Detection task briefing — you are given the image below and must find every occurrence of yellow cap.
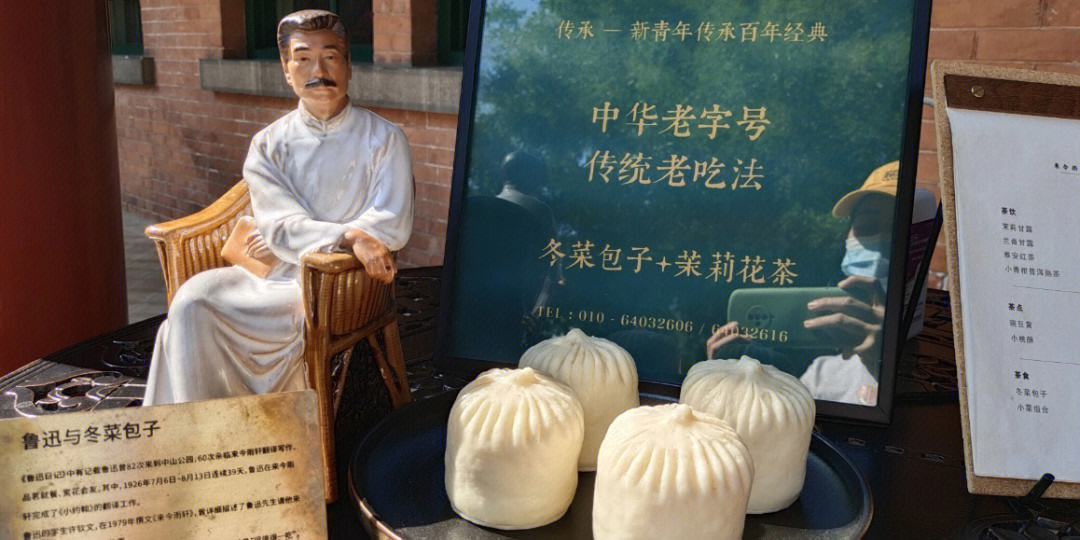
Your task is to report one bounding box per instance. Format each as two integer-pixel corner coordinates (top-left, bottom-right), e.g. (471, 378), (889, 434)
(831, 161), (899, 218)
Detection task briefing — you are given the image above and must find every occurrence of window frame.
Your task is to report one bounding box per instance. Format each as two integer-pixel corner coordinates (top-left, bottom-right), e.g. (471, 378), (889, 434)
(108, 0), (144, 56)
(437, 0), (468, 65)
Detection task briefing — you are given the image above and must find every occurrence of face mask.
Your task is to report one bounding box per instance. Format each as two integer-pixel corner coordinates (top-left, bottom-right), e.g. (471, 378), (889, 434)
(841, 234), (890, 290)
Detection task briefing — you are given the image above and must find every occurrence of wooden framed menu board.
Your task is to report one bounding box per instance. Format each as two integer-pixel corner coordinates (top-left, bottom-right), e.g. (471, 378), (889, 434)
(932, 61), (1080, 497)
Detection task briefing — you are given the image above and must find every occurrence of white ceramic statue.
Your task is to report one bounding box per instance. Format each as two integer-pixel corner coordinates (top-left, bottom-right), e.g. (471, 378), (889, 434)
(143, 9), (413, 405)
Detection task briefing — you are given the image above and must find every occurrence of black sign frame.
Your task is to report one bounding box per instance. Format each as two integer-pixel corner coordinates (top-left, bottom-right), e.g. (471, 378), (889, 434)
(435, 0), (933, 424)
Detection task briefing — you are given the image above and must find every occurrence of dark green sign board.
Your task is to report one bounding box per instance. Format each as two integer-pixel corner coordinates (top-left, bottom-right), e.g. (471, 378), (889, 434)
(437, 0), (931, 422)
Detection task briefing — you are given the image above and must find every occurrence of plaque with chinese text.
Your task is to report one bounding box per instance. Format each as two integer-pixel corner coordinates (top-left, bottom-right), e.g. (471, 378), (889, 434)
(0, 390), (328, 539)
(438, 0), (931, 422)
(934, 61), (1080, 498)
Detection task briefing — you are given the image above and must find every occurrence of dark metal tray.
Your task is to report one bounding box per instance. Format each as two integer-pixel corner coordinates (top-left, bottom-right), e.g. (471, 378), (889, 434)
(350, 390), (872, 539)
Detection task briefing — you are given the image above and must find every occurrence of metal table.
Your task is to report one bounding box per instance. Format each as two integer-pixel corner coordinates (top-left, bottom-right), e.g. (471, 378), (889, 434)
(2, 268), (1073, 539)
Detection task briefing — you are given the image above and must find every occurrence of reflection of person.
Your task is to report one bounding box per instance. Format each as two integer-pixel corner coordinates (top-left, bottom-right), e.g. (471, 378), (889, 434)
(144, 10), (413, 405)
(496, 150), (564, 305)
(496, 150), (554, 232)
(706, 162), (898, 406)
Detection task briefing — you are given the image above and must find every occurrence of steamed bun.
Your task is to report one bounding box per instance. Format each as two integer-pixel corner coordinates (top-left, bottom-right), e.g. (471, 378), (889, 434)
(593, 404), (753, 540)
(445, 367), (584, 529)
(680, 356), (815, 513)
(519, 328), (639, 470)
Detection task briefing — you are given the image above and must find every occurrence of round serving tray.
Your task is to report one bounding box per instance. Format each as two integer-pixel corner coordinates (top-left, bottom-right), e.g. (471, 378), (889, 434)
(349, 390), (871, 540)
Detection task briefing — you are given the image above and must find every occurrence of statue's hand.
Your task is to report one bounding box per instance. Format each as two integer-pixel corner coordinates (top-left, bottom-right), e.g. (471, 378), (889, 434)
(343, 228), (395, 284)
(245, 228), (271, 259)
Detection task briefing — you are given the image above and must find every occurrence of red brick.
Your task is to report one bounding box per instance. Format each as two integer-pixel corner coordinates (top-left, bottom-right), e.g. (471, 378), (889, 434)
(415, 181), (451, 203)
(172, 18), (220, 34)
(377, 13), (412, 34)
(365, 107), (405, 125)
(402, 109), (428, 127)
(433, 129), (457, 149)
(1041, 0), (1080, 26)
(390, 33), (412, 52)
(410, 145), (434, 165)
(918, 119), (937, 152)
(976, 29), (1080, 62)
(407, 232), (440, 252)
(396, 247), (424, 268)
(415, 199), (449, 221)
(406, 127), (450, 147)
(412, 217), (434, 234)
(429, 147), (456, 167)
(927, 30), (976, 61)
(154, 59), (198, 75)
(427, 114), (458, 130)
(400, 126), (421, 141)
(916, 152), (939, 186)
(931, 0), (1040, 28)
(432, 165), (453, 184)
(430, 220), (447, 238)
(404, 249), (430, 267)
(373, 32), (394, 52)
(375, 52), (411, 65)
(157, 73), (203, 89)
(412, 162), (441, 182)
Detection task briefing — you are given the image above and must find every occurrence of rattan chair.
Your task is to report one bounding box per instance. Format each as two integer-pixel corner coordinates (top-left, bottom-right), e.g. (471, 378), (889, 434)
(144, 179), (411, 503)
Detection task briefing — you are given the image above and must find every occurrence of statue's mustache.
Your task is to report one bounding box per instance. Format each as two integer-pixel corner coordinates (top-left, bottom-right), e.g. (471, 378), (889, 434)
(305, 77), (336, 88)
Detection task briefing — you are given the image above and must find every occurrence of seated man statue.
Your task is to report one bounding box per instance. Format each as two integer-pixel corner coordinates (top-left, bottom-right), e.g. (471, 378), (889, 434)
(143, 10), (413, 406)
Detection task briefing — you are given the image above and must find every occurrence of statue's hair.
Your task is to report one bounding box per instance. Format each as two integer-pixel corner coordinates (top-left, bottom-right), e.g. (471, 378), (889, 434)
(277, 10), (349, 60)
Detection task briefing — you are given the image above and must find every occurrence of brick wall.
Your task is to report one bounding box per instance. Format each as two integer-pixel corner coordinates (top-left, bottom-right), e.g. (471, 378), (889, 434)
(920, 0), (1080, 286)
(118, 0), (296, 219)
(118, 0), (1080, 273)
(116, 0), (455, 267)
(372, 0), (437, 66)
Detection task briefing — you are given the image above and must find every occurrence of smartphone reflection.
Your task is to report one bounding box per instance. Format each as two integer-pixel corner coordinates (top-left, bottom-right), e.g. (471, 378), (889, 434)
(707, 162), (898, 406)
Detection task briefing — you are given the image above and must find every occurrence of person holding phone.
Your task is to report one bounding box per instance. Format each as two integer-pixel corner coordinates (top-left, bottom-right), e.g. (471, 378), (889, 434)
(706, 162), (898, 406)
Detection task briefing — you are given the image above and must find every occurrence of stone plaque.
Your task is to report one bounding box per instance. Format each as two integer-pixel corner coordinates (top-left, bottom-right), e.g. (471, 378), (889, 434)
(0, 390), (327, 540)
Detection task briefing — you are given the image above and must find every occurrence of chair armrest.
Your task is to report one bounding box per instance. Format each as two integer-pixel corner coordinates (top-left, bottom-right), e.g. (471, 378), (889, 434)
(145, 181), (251, 303)
(145, 182), (250, 242)
(300, 251), (362, 273)
(301, 252), (394, 336)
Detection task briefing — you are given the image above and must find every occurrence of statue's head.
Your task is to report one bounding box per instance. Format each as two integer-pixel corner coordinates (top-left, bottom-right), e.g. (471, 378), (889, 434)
(277, 10), (351, 111)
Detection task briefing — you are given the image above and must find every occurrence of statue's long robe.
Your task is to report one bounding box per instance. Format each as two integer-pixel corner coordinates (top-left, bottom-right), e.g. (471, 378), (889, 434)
(144, 104), (413, 405)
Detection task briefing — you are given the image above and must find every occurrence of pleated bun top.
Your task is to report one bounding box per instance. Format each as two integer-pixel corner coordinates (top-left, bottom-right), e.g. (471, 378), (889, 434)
(445, 367), (584, 530)
(680, 356), (815, 513)
(519, 328), (639, 470)
(592, 404), (754, 540)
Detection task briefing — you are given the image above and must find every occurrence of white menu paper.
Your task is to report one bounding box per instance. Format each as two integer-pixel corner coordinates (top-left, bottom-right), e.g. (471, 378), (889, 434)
(949, 107), (1080, 482)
